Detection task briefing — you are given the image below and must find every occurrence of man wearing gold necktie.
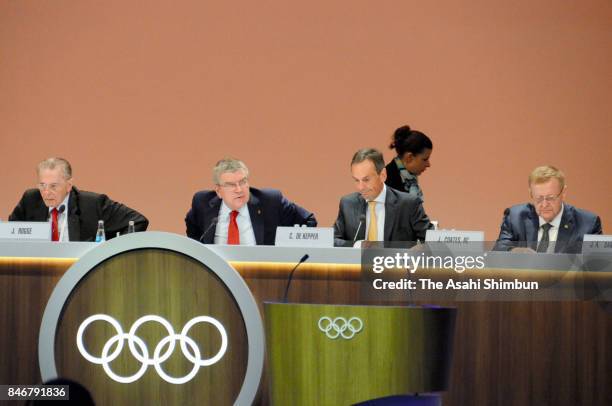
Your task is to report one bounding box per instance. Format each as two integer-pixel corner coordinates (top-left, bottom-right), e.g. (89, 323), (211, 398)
(333, 148), (433, 247)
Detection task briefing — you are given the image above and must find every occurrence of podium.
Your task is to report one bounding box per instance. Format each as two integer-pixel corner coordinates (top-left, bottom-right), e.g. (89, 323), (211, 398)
(264, 302), (456, 405)
(38, 232), (264, 406)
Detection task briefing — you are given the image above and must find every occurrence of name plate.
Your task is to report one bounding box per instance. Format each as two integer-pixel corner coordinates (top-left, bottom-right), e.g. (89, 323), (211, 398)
(582, 234), (612, 253)
(425, 229), (485, 253)
(0, 221), (51, 241)
(275, 227), (334, 248)
(425, 229), (485, 243)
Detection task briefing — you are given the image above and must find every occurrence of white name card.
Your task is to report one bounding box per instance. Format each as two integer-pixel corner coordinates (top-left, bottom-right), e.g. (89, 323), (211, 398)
(275, 226), (334, 248)
(582, 234), (612, 253)
(0, 221), (52, 241)
(425, 229), (485, 253)
(425, 229), (485, 243)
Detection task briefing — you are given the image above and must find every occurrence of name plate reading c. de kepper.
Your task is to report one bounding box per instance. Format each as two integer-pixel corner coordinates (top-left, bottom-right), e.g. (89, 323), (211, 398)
(275, 226), (334, 248)
(0, 222), (51, 241)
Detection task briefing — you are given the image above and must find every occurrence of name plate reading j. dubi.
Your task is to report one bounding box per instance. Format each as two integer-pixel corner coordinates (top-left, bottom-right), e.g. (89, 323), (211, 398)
(275, 226), (334, 248)
(582, 234), (612, 253)
(0, 221), (51, 241)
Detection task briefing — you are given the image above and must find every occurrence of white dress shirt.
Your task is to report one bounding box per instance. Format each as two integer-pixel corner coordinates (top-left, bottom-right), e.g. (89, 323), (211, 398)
(48, 194), (70, 242)
(214, 202), (257, 245)
(365, 184), (387, 241)
(537, 204), (564, 253)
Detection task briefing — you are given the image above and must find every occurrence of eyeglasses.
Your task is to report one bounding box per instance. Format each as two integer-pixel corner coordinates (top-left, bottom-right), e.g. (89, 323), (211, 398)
(218, 177), (248, 190)
(38, 183), (64, 192)
(532, 190), (563, 205)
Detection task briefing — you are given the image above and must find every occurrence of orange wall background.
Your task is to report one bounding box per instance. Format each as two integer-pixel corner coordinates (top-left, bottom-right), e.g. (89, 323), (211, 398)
(1, 1), (611, 240)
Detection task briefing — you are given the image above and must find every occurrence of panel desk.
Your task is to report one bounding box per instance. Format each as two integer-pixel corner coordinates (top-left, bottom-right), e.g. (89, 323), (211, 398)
(0, 241), (610, 405)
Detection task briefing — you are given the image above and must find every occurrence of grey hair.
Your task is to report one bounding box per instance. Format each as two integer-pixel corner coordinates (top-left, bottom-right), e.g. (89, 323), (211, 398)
(351, 148), (385, 174)
(212, 158), (249, 184)
(37, 157), (72, 180)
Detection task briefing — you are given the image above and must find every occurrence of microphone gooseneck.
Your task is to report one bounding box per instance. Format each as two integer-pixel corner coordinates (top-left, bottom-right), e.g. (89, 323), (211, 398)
(282, 254), (310, 303)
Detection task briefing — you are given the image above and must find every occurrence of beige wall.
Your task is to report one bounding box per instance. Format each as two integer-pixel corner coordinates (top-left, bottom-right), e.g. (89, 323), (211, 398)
(1, 1), (611, 239)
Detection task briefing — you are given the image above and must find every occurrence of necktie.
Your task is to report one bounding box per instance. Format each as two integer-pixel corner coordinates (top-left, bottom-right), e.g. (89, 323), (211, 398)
(51, 208), (59, 242)
(536, 223), (552, 253)
(227, 210), (240, 245)
(367, 201), (378, 241)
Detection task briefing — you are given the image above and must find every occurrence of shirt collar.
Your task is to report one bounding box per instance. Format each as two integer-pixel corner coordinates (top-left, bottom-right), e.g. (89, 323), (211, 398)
(539, 203), (564, 228)
(48, 193), (70, 214)
(370, 184), (387, 204)
(220, 201), (249, 217)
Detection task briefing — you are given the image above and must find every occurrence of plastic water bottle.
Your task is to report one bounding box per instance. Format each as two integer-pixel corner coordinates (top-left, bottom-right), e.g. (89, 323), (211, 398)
(95, 220), (106, 243)
(127, 220), (135, 234)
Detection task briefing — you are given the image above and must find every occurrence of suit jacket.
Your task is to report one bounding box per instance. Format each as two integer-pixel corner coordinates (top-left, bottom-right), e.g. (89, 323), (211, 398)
(333, 187), (432, 247)
(494, 203), (602, 253)
(385, 159), (404, 192)
(185, 187), (317, 245)
(9, 187), (149, 241)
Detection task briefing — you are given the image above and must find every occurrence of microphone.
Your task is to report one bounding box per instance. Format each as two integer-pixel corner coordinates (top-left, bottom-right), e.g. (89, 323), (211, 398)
(58, 204), (66, 214)
(353, 214), (366, 244)
(282, 254), (310, 303)
(199, 217), (218, 243)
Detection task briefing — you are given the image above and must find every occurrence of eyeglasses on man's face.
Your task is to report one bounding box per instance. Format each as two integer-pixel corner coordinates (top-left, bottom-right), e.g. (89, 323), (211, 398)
(38, 182), (65, 192)
(532, 189), (563, 205)
(218, 177), (248, 190)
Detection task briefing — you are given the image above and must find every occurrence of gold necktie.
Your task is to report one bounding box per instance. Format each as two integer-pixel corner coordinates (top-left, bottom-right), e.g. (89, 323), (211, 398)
(367, 201), (377, 241)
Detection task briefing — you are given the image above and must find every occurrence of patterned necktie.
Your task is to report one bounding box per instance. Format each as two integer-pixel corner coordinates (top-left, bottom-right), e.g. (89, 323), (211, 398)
(227, 210), (240, 245)
(536, 223), (552, 253)
(367, 201), (378, 241)
(51, 208), (59, 242)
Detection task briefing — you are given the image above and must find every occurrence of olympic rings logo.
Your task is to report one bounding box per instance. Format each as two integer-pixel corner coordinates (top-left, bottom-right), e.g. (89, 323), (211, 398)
(317, 316), (363, 340)
(76, 314), (228, 385)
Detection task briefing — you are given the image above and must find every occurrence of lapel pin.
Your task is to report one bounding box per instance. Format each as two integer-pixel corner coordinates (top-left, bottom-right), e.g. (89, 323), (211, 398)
(564, 224), (568, 229)
(257, 209), (261, 215)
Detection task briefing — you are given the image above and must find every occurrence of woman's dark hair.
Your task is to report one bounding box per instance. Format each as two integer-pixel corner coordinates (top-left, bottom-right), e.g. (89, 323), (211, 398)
(389, 125), (433, 157)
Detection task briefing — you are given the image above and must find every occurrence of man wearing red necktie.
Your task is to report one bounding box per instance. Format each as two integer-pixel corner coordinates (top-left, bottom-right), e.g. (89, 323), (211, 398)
(186, 158), (318, 245)
(9, 157), (149, 241)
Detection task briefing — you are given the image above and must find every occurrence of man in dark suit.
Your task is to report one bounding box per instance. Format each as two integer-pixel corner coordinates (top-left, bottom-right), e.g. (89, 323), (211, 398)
(9, 157), (149, 241)
(185, 158), (317, 245)
(494, 165), (602, 254)
(334, 148), (432, 247)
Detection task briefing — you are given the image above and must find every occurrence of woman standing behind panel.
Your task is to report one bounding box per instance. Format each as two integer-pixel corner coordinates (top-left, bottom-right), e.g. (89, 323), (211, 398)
(385, 125), (433, 201)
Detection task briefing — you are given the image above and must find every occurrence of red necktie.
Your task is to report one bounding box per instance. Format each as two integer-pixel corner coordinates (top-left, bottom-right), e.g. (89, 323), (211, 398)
(227, 210), (240, 245)
(51, 208), (59, 242)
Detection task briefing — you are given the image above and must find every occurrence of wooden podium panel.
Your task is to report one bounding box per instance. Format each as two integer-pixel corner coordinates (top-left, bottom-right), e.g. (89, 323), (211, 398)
(53, 249), (248, 405)
(265, 303), (456, 405)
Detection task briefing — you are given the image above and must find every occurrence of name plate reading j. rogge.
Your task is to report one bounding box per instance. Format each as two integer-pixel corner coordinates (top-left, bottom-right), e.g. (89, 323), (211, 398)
(0, 222), (51, 241)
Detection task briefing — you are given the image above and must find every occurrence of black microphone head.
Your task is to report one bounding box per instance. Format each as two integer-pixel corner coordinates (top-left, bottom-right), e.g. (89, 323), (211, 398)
(300, 254), (309, 263)
(211, 216), (218, 224)
(359, 214), (366, 223)
(58, 204), (66, 214)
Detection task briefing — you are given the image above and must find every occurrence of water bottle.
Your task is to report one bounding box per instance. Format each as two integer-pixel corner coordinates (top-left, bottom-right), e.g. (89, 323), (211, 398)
(127, 220), (135, 234)
(95, 220), (106, 243)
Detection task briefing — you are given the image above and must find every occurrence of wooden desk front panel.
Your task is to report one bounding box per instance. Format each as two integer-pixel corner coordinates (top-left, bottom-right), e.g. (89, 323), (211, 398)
(0, 259), (610, 406)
